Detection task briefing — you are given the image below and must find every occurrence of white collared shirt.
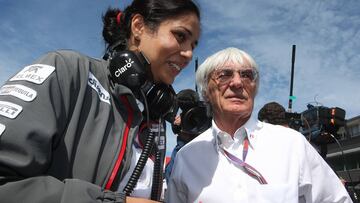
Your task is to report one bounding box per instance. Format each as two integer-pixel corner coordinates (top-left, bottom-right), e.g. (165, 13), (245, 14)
(117, 145), (154, 199)
(166, 115), (352, 203)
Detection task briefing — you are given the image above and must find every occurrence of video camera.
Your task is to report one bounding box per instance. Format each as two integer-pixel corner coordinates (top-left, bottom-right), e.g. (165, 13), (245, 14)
(286, 104), (346, 145)
(171, 89), (211, 137)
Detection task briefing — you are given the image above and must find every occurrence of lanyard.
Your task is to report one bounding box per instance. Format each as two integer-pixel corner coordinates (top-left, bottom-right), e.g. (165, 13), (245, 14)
(220, 136), (268, 184)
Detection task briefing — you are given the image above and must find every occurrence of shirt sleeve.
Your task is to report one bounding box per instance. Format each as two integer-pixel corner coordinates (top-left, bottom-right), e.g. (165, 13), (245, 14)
(298, 136), (352, 203)
(0, 51), (125, 203)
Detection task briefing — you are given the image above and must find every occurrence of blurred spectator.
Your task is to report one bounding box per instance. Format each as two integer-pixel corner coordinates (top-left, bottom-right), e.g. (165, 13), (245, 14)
(258, 101), (289, 127)
(164, 89), (210, 183)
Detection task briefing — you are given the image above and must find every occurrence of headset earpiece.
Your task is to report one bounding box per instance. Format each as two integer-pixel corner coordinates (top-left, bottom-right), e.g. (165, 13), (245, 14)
(108, 50), (150, 89)
(107, 48), (177, 120)
(145, 84), (177, 120)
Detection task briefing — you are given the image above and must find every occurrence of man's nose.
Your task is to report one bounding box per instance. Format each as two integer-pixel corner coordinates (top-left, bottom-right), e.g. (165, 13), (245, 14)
(229, 71), (244, 87)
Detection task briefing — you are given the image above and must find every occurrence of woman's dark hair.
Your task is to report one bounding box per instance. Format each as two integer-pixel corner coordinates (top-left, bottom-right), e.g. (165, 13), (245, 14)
(102, 0), (200, 52)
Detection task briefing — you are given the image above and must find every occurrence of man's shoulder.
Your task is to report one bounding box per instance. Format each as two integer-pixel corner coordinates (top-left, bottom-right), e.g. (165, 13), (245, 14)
(261, 122), (298, 133)
(259, 122), (305, 141)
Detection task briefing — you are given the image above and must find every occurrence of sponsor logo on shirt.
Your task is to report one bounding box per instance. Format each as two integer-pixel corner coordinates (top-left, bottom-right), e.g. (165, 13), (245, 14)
(0, 84), (37, 102)
(88, 72), (110, 104)
(10, 64), (55, 84)
(0, 123), (5, 137)
(0, 101), (23, 119)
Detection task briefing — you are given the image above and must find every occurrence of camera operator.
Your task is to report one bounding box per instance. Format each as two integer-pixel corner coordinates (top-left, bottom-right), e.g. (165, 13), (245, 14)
(164, 89), (211, 184)
(258, 101), (289, 127)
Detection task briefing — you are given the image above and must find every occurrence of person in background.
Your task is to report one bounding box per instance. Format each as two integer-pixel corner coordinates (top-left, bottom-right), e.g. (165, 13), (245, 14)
(166, 47), (352, 202)
(0, 0), (201, 202)
(164, 89), (211, 184)
(258, 101), (289, 127)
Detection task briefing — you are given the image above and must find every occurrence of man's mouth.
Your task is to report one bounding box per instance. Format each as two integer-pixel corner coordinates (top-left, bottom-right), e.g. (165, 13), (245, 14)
(227, 95), (247, 100)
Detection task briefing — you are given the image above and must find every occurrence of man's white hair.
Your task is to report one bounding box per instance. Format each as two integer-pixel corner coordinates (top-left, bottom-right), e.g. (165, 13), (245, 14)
(195, 47), (260, 102)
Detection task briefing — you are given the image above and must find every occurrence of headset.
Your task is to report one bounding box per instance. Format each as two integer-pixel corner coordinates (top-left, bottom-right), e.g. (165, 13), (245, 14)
(104, 46), (177, 198)
(106, 47), (177, 120)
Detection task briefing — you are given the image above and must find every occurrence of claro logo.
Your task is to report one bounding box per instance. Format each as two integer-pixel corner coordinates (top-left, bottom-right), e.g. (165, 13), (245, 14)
(114, 58), (134, 77)
(88, 72), (111, 104)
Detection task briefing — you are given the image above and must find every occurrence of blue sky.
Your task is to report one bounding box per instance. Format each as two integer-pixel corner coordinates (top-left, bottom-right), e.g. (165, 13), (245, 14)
(1, 0), (359, 155)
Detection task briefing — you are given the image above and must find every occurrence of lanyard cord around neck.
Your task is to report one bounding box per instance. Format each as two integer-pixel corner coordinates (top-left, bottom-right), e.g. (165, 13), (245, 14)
(220, 135), (268, 184)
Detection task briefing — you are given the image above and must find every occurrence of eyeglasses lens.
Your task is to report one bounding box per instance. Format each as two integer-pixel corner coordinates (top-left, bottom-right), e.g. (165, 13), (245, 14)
(213, 68), (257, 85)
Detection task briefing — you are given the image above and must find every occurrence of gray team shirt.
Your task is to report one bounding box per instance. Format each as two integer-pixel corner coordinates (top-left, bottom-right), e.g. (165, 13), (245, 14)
(0, 50), (143, 202)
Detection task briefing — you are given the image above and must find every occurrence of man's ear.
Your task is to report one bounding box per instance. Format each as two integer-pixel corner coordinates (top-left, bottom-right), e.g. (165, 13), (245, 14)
(203, 91), (210, 102)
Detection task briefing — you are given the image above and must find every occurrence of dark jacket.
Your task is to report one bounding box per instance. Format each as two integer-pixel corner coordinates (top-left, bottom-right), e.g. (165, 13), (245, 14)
(0, 50), (144, 202)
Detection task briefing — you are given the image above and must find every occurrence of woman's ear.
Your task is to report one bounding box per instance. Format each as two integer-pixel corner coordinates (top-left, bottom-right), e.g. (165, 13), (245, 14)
(131, 14), (145, 42)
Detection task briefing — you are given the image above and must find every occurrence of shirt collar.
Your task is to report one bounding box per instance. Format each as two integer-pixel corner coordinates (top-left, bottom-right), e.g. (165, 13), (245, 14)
(213, 114), (263, 150)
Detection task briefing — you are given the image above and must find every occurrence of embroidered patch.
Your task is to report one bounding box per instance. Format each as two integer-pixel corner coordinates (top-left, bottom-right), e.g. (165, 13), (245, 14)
(10, 64), (55, 84)
(0, 84), (37, 102)
(0, 123), (5, 136)
(0, 101), (23, 119)
(88, 72), (110, 104)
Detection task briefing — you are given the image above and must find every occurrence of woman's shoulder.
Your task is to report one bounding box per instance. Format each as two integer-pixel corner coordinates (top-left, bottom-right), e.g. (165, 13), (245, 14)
(36, 49), (107, 75)
(28, 49), (109, 91)
(42, 49), (102, 63)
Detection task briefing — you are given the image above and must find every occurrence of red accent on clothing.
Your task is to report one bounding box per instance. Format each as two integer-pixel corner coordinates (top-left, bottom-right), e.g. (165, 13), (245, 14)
(105, 95), (133, 190)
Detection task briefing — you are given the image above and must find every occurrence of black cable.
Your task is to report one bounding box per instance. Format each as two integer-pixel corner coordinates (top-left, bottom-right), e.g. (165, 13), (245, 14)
(329, 133), (359, 202)
(151, 150), (161, 200)
(150, 120), (166, 201)
(123, 90), (155, 196)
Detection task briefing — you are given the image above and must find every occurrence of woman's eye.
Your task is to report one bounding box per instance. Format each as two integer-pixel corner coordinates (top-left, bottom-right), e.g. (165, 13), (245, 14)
(174, 31), (186, 42)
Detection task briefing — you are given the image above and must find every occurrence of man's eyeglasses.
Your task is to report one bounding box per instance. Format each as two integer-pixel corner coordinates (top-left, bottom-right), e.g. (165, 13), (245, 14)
(211, 67), (258, 85)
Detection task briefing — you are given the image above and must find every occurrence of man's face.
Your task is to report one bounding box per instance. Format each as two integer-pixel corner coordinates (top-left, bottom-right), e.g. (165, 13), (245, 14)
(206, 60), (257, 121)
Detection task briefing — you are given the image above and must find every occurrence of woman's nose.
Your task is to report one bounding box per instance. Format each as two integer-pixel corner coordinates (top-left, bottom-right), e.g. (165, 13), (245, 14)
(180, 49), (193, 61)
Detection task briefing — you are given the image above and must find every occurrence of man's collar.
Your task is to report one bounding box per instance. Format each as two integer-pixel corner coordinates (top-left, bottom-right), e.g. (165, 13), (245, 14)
(213, 114), (263, 150)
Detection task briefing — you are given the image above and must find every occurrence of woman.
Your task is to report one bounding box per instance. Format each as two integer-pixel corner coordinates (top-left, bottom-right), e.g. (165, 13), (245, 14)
(0, 0), (200, 202)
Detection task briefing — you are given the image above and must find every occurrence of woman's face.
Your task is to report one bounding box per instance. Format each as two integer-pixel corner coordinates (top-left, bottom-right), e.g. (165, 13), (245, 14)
(134, 13), (200, 84)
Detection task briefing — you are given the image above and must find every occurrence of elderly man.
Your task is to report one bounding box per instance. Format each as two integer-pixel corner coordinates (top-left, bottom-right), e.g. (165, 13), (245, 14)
(166, 47), (351, 202)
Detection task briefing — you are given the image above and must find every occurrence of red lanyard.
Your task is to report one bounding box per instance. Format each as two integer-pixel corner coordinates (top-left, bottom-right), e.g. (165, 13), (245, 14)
(220, 136), (267, 184)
